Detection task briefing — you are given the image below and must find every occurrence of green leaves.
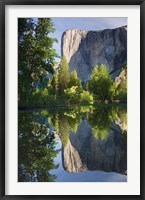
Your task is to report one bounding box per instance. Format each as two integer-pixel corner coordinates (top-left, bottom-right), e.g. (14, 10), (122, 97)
(58, 56), (69, 95)
(88, 64), (112, 100)
(18, 17), (127, 108)
(18, 111), (59, 182)
(88, 64), (127, 102)
(18, 18), (58, 107)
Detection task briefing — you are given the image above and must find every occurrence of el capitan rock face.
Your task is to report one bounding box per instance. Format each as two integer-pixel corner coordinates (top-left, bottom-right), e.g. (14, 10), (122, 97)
(61, 26), (127, 81)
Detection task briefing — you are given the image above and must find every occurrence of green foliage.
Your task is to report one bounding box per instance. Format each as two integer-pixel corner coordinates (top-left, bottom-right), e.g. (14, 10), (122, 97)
(18, 111), (59, 182)
(68, 70), (83, 92)
(18, 104), (127, 182)
(59, 117), (70, 147)
(46, 106), (92, 146)
(19, 19), (127, 108)
(31, 88), (49, 106)
(48, 110), (70, 147)
(110, 81), (119, 100)
(64, 108), (82, 133)
(80, 91), (93, 104)
(111, 66), (127, 102)
(18, 18), (58, 107)
(87, 64), (127, 102)
(64, 86), (80, 102)
(87, 104), (127, 140)
(87, 104), (112, 140)
(30, 86), (58, 107)
(92, 127), (109, 140)
(117, 68), (127, 102)
(51, 70), (59, 95)
(58, 56), (69, 95)
(44, 104), (127, 144)
(114, 106), (127, 133)
(88, 64), (112, 100)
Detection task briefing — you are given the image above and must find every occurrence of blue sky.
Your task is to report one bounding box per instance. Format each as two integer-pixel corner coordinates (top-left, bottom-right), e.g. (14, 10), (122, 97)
(50, 17), (127, 61)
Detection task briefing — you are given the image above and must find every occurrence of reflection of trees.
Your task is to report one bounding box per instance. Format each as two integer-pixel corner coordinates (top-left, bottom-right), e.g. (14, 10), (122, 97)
(87, 104), (112, 140)
(18, 105), (127, 181)
(87, 104), (127, 140)
(47, 106), (92, 146)
(114, 107), (127, 133)
(48, 111), (70, 147)
(64, 108), (82, 133)
(45, 104), (127, 145)
(18, 112), (59, 182)
(28, 104), (126, 153)
(114, 106), (127, 143)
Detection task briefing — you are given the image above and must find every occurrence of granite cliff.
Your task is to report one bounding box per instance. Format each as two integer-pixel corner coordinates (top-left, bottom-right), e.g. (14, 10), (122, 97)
(61, 26), (127, 81)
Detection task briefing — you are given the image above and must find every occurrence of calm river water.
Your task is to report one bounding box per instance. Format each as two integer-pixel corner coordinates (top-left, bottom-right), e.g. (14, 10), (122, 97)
(18, 104), (127, 182)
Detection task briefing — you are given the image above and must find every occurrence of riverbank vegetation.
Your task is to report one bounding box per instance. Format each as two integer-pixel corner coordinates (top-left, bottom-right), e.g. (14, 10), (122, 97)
(18, 18), (127, 109)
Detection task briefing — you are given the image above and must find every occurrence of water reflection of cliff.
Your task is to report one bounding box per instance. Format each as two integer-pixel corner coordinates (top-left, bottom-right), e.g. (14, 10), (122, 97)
(50, 103), (127, 175)
(18, 103), (127, 182)
(47, 104), (127, 174)
(62, 120), (127, 174)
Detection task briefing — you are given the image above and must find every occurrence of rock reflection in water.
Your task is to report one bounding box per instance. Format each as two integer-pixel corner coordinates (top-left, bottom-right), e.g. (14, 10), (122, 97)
(62, 119), (127, 175)
(18, 104), (127, 182)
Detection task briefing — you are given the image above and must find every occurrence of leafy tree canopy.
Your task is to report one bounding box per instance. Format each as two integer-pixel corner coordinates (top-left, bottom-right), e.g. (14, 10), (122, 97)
(18, 18), (58, 106)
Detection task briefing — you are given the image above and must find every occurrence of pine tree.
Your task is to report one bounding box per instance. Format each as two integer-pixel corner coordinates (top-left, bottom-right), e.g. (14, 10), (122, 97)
(18, 18), (58, 107)
(58, 56), (69, 95)
(51, 70), (59, 95)
(68, 70), (83, 92)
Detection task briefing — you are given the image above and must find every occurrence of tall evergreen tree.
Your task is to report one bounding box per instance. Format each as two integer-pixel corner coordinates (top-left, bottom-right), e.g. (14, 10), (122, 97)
(68, 70), (83, 92)
(58, 56), (69, 95)
(51, 70), (59, 95)
(18, 18), (58, 106)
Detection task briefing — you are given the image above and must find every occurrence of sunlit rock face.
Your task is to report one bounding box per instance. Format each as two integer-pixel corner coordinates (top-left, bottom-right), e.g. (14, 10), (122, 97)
(61, 26), (127, 81)
(62, 140), (87, 173)
(62, 120), (127, 174)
